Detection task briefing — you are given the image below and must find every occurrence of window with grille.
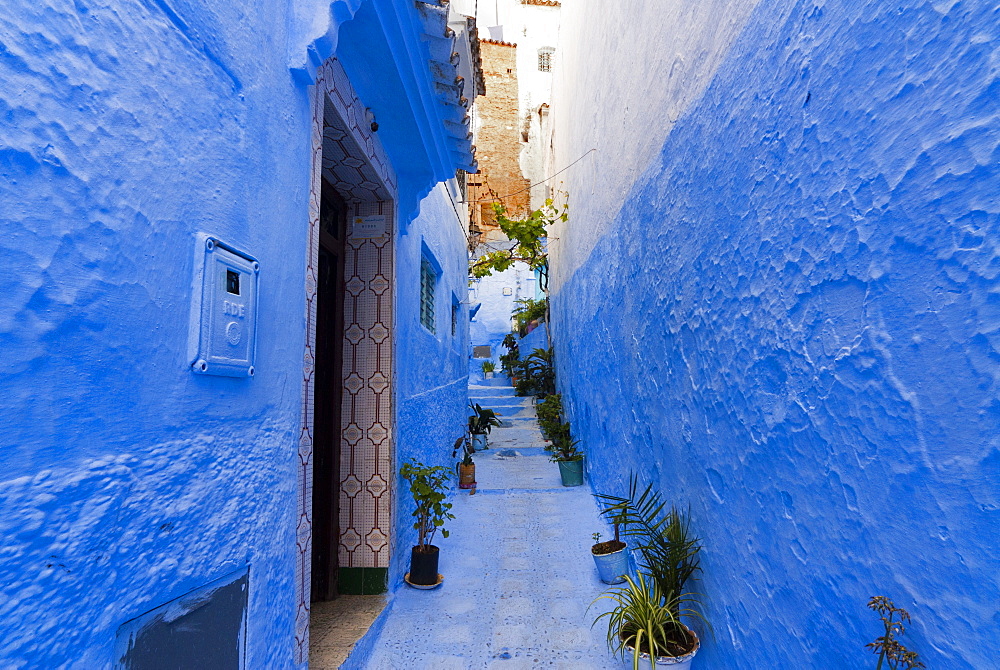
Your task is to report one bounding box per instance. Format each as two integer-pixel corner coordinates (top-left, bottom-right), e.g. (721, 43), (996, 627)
(451, 296), (459, 337)
(420, 257), (436, 333)
(538, 47), (555, 72)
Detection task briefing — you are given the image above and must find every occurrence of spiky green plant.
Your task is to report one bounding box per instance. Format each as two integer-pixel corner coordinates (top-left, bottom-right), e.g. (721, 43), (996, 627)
(592, 573), (702, 668)
(595, 475), (703, 620)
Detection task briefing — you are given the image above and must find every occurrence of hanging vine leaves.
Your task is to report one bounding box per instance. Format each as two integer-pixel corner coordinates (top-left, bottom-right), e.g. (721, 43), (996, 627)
(470, 198), (568, 279)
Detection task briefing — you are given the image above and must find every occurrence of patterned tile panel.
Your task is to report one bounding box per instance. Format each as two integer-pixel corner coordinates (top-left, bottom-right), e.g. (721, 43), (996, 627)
(296, 57), (397, 663)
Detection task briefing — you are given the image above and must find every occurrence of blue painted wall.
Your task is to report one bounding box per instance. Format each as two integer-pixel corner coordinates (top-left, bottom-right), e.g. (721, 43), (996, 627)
(393, 181), (470, 586)
(551, 1), (1000, 668)
(0, 0), (471, 665)
(468, 260), (537, 382)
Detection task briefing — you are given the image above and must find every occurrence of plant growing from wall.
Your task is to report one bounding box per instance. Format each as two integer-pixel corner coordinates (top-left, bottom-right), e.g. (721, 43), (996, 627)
(470, 199), (567, 280)
(400, 460), (454, 552)
(866, 597), (925, 670)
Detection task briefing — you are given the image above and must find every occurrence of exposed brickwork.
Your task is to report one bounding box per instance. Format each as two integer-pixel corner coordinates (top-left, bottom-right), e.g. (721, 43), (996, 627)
(468, 41), (531, 235)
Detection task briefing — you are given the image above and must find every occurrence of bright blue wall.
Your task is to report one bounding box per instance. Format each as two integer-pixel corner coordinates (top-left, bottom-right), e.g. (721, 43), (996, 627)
(0, 0), (470, 666)
(552, 1), (999, 668)
(0, 1), (310, 665)
(393, 182), (470, 586)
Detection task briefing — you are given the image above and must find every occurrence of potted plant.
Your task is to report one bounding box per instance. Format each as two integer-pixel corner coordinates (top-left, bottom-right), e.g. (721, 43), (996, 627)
(468, 403), (502, 451)
(452, 436), (476, 490)
(591, 512), (629, 584)
(535, 393), (562, 440)
(593, 573), (702, 669)
(594, 476), (708, 667)
(547, 422), (584, 486)
(482, 360), (496, 379)
(400, 459), (455, 588)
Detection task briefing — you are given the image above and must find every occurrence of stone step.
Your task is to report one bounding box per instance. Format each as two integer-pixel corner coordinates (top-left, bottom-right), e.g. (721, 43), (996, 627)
(469, 398), (533, 409)
(468, 384), (516, 395)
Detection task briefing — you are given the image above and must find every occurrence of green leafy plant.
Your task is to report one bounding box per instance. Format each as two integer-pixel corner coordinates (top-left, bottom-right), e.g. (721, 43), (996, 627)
(470, 199), (567, 279)
(593, 532), (603, 544)
(595, 476), (704, 625)
(468, 403), (502, 435)
(400, 459), (455, 552)
(592, 573), (702, 668)
(536, 393), (563, 440)
(481, 360), (496, 374)
(546, 421), (582, 462)
(451, 436), (473, 467)
(523, 348), (556, 396)
(512, 298), (548, 336)
(499, 349), (519, 377)
(867, 596), (924, 670)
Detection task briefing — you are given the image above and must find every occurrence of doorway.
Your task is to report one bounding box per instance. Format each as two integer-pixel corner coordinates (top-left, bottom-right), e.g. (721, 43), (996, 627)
(310, 179), (348, 602)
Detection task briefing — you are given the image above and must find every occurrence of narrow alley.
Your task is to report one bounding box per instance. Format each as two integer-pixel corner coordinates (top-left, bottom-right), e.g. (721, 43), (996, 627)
(356, 383), (614, 669)
(3, 0), (997, 667)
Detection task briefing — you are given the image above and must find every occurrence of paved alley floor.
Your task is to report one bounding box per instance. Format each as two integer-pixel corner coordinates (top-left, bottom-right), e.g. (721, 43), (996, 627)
(357, 384), (619, 669)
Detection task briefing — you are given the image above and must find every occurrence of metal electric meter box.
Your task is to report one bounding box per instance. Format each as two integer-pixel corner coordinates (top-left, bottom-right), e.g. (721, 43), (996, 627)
(190, 235), (259, 377)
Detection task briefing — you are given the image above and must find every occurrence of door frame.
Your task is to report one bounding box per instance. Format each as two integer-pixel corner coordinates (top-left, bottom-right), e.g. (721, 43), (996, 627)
(296, 57), (399, 662)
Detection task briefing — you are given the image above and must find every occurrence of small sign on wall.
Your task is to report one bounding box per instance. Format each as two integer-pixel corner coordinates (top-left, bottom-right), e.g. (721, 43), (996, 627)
(502, 287), (512, 296)
(352, 215), (387, 238)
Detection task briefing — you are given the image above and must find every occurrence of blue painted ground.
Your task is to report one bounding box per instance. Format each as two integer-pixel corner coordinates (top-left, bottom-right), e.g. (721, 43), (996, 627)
(356, 384), (620, 669)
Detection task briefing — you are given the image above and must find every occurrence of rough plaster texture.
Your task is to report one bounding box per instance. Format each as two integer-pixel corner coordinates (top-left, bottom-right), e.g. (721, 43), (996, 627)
(0, 1), (308, 664)
(550, 0), (1000, 668)
(394, 182), (471, 587)
(549, 0), (762, 286)
(0, 1), (471, 666)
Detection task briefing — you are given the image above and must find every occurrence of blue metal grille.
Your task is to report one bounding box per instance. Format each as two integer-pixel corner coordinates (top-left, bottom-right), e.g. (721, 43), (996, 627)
(420, 258), (436, 332)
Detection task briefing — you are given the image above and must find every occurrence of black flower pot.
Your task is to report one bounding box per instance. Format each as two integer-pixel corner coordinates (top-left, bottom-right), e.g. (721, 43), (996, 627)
(409, 545), (440, 585)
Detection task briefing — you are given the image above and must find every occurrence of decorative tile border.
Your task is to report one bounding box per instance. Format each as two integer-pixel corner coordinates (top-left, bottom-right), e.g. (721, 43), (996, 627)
(297, 57), (396, 663)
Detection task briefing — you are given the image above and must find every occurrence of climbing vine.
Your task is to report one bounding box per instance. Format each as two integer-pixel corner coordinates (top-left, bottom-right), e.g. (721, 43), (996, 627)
(470, 198), (567, 279)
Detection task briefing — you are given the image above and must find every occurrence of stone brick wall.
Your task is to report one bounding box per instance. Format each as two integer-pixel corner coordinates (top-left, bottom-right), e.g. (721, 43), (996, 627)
(468, 40), (531, 234)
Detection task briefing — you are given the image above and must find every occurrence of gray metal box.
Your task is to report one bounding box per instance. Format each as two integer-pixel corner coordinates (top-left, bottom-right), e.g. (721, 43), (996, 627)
(191, 235), (258, 377)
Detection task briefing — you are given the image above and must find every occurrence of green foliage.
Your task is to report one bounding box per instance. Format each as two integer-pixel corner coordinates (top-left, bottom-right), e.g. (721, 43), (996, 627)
(512, 298), (548, 336)
(499, 350), (520, 376)
(546, 421), (582, 462)
(451, 436), (473, 467)
(400, 459), (455, 550)
(481, 360), (496, 374)
(468, 403), (503, 435)
(592, 573), (702, 666)
(470, 199), (567, 279)
(595, 476), (704, 623)
(524, 348), (556, 396)
(536, 394), (563, 440)
(867, 597), (924, 670)
(512, 348), (555, 397)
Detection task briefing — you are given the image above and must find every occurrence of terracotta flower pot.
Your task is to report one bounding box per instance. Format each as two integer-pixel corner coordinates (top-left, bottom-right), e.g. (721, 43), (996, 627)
(458, 463), (476, 489)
